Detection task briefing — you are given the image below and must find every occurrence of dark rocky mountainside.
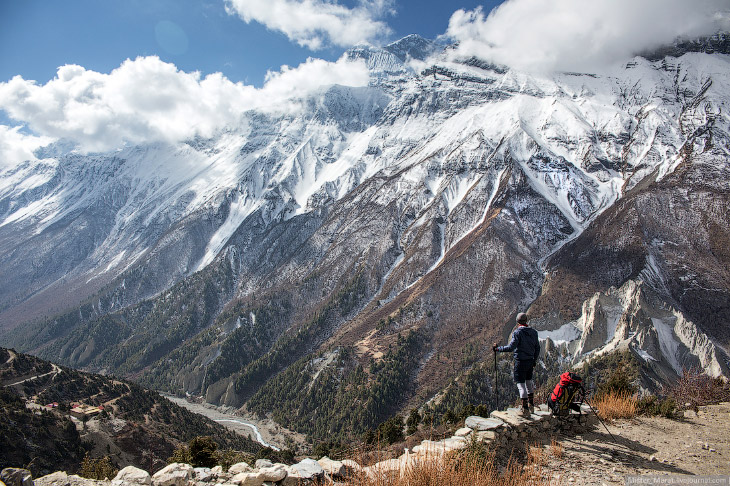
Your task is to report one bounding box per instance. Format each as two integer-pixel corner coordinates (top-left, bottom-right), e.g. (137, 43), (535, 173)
(0, 348), (260, 476)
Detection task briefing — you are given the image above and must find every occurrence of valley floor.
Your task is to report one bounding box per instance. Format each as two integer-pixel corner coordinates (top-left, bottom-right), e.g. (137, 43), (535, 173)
(542, 402), (730, 484)
(162, 395), (305, 451)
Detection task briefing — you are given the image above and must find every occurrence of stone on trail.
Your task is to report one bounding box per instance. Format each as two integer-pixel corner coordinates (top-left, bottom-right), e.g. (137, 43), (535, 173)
(490, 410), (530, 428)
(465, 416), (505, 431)
(454, 427), (473, 437)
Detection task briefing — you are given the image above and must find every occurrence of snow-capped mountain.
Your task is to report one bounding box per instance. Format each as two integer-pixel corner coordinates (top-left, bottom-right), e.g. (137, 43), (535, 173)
(1, 34), (728, 421)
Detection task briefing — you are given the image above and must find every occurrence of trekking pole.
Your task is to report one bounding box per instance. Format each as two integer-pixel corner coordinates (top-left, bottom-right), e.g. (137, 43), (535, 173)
(493, 349), (499, 412)
(583, 396), (617, 442)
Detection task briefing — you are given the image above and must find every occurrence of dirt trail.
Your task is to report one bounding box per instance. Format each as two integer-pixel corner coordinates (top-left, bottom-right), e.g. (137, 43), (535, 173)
(542, 402), (730, 484)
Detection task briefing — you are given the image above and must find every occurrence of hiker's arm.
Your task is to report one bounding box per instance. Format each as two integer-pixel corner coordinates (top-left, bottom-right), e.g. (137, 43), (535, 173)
(496, 332), (519, 353)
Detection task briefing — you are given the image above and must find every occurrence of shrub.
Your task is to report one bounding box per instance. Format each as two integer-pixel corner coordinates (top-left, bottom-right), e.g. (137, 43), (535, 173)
(189, 436), (218, 468)
(593, 391), (637, 421)
(79, 454), (118, 480)
(406, 408), (421, 435)
(663, 369), (730, 410)
(636, 395), (677, 418)
(595, 367), (637, 398)
(376, 415), (404, 445)
(214, 449), (251, 471)
(168, 444), (192, 465)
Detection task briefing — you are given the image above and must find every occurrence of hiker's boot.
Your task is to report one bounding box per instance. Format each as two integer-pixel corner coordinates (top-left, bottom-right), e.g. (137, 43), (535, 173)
(521, 398), (531, 418)
(528, 393), (535, 414)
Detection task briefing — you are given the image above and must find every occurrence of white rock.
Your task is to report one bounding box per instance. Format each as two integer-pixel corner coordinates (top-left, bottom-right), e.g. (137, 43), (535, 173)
(225, 464), (251, 476)
(257, 466), (286, 483)
(32, 472), (67, 486)
(317, 457), (345, 478)
(113, 466), (152, 486)
(230, 472), (262, 486)
(209, 468), (223, 479)
(152, 463), (193, 486)
(442, 437), (468, 451)
(252, 460), (272, 471)
(281, 459), (324, 485)
(454, 427), (473, 437)
(465, 416), (504, 431)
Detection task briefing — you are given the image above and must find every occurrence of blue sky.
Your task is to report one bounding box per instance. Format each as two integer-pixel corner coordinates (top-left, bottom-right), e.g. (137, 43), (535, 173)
(0, 0), (500, 86)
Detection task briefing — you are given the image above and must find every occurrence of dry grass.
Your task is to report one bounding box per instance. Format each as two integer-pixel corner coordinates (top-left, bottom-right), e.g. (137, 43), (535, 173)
(593, 391), (637, 421)
(336, 440), (554, 486)
(549, 438), (563, 459)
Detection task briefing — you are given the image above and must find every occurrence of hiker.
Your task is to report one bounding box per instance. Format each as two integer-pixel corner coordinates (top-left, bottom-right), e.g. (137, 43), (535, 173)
(493, 312), (540, 417)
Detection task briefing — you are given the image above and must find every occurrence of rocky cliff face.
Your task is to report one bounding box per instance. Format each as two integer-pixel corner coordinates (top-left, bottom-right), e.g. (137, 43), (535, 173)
(1, 35), (728, 439)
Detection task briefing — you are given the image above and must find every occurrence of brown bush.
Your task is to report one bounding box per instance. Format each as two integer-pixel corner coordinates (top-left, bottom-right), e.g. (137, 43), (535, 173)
(593, 391), (637, 421)
(662, 369), (730, 411)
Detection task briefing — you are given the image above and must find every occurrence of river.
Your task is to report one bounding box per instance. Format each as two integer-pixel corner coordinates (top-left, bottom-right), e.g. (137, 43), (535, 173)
(162, 395), (281, 451)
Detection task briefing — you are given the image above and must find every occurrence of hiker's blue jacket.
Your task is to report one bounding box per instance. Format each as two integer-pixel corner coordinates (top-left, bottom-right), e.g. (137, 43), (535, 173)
(497, 325), (540, 361)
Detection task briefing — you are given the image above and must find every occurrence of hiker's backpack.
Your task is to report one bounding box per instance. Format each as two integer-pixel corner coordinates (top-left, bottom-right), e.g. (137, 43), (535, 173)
(548, 372), (585, 416)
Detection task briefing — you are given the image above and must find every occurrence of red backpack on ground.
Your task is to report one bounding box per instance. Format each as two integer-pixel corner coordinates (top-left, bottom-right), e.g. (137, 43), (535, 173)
(548, 372), (585, 416)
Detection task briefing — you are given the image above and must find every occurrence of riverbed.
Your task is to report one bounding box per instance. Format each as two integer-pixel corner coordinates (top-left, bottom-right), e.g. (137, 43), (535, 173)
(162, 395), (301, 450)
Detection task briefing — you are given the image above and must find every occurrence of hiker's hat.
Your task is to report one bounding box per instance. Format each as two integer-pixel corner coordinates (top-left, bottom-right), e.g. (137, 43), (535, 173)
(516, 312), (528, 324)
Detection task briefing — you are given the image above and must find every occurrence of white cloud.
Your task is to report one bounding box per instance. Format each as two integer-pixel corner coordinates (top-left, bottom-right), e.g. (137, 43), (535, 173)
(0, 55), (369, 158)
(225, 0), (393, 49)
(0, 125), (54, 168)
(446, 0), (730, 73)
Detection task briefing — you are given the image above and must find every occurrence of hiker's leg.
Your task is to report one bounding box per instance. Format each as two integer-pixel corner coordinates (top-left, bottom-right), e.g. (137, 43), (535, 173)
(525, 360), (535, 412)
(514, 360), (531, 417)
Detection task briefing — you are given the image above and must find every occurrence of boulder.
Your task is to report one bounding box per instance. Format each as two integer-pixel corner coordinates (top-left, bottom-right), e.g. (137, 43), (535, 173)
(281, 459), (324, 485)
(257, 466), (286, 483)
(192, 469), (212, 483)
(226, 464), (252, 476)
(208, 467), (223, 478)
(33, 472), (102, 486)
(317, 457), (345, 478)
(152, 463), (193, 486)
(230, 472), (262, 486)
(252, 461), (271, 470)
(1, 469), (34, 486)
(465, 416), (504, 431)
(113, 466), (152, 486)
(31, 472), (68, 486)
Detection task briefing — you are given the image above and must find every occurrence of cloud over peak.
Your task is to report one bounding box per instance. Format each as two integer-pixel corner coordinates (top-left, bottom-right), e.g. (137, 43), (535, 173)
(225, 0), (393, 50)
(0, 55), (369, 162)
(446, 0), (730, 73)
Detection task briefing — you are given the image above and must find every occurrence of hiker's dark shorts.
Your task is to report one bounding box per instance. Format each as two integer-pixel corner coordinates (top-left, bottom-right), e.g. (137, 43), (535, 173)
(513, 359), (535, 383)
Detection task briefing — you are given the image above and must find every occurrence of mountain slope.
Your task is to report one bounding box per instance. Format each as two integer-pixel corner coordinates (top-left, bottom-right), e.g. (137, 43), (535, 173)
(1, 36), (729, 443)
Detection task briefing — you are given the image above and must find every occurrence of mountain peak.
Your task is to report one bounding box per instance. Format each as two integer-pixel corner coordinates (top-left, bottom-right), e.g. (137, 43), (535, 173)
(384, 34), (440, 62)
